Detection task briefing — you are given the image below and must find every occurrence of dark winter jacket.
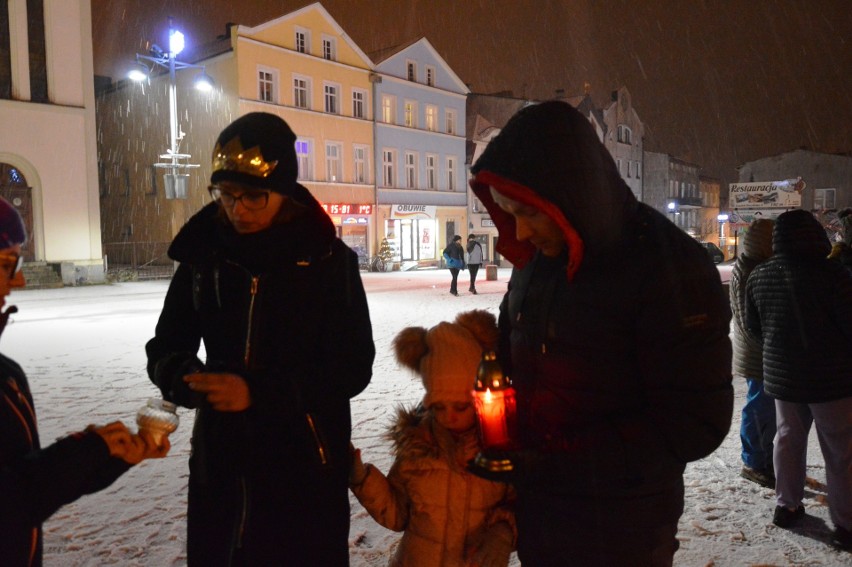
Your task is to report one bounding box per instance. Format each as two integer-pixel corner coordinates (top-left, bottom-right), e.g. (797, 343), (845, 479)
(730, 219), (774, 380)
(745, 209), (852, 403)
(146, 184), (374, 566)
(351, 406), (515, 567)
(0, 353), (131, 567)
(443, 241), (465, 269)
(469, 101), (733, 534)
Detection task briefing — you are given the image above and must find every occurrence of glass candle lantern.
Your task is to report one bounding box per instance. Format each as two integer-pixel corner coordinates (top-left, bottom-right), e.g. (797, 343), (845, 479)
(472, 351), (518, 472)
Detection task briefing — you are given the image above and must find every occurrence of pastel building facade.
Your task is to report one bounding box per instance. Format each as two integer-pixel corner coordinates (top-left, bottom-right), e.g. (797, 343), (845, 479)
(1, 0), (104, 285)
(370, 37), (469, 267)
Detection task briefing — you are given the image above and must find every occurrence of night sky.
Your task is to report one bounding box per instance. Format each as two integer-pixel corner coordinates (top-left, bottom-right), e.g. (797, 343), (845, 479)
(92, 0), (851, 192)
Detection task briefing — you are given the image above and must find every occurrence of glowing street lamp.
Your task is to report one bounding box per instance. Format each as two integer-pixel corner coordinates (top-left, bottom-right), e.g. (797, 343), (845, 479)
(127, 18), (214, 199)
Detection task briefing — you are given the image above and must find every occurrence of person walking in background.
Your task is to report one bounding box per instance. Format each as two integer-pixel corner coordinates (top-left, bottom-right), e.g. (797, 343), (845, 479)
(442, 235), (465, 296)
(0, 197), (169, 566)
(745, 209), (852, 551)
(828, 207), (852, 274)
(466, 234), (484, 294)
(467, 100), (733, 566)
(145, 112), (375, 566)
(350, 310), (515, 566)
(730, 218), (777, 488)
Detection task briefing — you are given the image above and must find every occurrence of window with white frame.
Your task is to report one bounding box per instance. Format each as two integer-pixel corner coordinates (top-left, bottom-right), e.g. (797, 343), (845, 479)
(405, 152), (417, 188)
(295, 28), (309, 54)
(424, 105), (438, 132)
(258, 68), (276, 103)
(425, 65), (435, 86)
(353, 145), (369, 184)
(352, 89), (367, 119)
(626, 161), (631, 178)
(617, 124), (632, 144)
(445, 109), (457, 135)
(404, 101), (417, 128)
(616, 159), (622, 176)
(293, 75), (310, 109)
(636, 162), (641, 178)
(446, 156), (457, 190)
(814, 188), (836, 209)
(326, 142), (342, 182)
(381, 95), (396, 124)
(382, 149), (396, 187)
(426, 154), (437, 189)
(324, 83), (340, 114)
(406, 60), (416, 81)
(322, 36), (337, 61)
(295, 139), (313, 181)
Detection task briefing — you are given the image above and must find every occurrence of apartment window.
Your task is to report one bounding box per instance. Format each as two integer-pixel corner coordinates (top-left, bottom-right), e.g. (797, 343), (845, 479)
(381, 95), (396, 124)
(406, 60), (416, 81)
(293, 75), (310, 109)
(353, 145), (369, 184)
(426, 154), (437, 189)
(617, 124), (632, 144)
(616, 159), (622, 175)
(258, 68), (276, 103)
(445, 109), (457, 135)
(322, 36), (337, 61)
(295, 139), (313, 181)
(382, 150), (396, 187)
(636, 162), (641, 179)
(626, 161), (631, 178)
(425, 105), (438, 132)
(324, 83), (340, 114)
(814, 188), (836, 209)
(326, 142), (342, 182)
(425, 65), (435, 86)
(404, 101), (417, 128)
(405, 152), (417, 188)
(295, 28), (309, 54)
(352, 89), (367, 119)
(446, 156), (457, 190)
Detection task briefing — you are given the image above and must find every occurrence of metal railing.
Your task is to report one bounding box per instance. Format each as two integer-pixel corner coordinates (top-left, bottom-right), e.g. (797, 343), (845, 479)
(103, 241), (174, 280)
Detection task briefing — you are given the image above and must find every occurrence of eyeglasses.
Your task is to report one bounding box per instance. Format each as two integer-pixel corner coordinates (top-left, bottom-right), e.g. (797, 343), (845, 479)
(209, 186), (271, 211)
(0, 253), (23, 279)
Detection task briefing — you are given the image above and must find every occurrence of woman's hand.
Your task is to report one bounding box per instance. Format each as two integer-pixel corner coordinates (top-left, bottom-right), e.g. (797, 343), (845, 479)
(184, 372), (251, 412)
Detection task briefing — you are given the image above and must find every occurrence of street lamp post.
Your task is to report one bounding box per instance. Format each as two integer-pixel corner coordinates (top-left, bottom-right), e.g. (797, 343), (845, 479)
(128, 18), (214, 199)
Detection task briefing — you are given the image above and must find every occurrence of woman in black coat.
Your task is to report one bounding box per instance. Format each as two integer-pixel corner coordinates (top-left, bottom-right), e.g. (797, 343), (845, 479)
(146, 113), (375, 566)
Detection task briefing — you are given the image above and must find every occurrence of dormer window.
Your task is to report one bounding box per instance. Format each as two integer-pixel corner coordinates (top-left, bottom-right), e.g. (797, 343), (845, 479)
(617, 124), (632, 144)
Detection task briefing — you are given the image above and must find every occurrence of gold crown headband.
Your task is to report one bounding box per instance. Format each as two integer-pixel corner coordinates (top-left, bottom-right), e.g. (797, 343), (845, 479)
(212, 136), (279, 178)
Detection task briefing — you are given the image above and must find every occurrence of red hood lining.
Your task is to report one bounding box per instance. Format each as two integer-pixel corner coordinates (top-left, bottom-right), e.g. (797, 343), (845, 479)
(470, 170), (584, 282)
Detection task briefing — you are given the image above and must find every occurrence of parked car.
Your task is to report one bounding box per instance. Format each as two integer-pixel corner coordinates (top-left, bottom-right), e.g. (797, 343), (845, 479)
(701, 242), (725, 263)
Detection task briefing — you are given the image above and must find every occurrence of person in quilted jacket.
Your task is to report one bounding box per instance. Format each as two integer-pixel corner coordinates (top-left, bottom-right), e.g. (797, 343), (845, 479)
(350, 310), (515, 566)
(745, 209), (852, 551)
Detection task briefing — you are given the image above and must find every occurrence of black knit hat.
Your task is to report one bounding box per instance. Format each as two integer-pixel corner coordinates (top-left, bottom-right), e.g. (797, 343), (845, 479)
(211, 112), (299, 195)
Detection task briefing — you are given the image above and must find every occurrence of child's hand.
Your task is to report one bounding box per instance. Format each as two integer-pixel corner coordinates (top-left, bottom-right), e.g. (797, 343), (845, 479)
(349, 443), (369, 486)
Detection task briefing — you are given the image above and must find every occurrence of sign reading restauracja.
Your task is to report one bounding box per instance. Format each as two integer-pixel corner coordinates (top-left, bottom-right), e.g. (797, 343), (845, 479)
(728, 177), (805, 223)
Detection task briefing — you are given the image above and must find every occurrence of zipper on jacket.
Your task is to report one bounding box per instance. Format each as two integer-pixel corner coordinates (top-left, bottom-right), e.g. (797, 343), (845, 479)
(305, 413), (329, 465)
(243, 276), (259, 367)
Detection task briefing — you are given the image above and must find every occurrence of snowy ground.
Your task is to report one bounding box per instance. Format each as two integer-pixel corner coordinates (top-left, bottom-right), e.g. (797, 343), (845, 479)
(3, 268), (848, 566)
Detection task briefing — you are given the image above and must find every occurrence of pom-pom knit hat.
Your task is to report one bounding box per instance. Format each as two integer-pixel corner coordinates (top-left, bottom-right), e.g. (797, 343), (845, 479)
(211, 112), (299, 197)
(0, 197), (26, 249)
(394, 310), (499, 407)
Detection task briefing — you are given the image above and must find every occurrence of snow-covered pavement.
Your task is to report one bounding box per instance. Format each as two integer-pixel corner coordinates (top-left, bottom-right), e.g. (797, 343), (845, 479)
(3, 267), (847, 566)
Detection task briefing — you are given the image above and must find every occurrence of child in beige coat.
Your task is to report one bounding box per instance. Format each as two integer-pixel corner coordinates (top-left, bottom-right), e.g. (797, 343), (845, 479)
(350, 310), (515, 566)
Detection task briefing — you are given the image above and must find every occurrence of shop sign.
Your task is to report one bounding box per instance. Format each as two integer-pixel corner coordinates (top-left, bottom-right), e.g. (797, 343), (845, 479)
(391, 204), (436, 219)
(729, 178), (804, 209)
(481, 218), (495, 227)
(321, 203), (373, 215)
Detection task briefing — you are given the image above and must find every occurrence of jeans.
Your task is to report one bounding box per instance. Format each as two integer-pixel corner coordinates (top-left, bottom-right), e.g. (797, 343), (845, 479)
(740, 378), (776, 471)
(468, 263), (480, 290)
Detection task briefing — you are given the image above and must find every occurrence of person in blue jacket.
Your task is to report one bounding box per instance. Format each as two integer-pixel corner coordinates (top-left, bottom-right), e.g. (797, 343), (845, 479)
(0, 197), (168, 566)
(468, 101), (733, 566)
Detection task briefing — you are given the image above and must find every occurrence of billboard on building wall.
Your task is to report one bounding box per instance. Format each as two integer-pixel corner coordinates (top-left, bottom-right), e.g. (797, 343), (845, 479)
(390, 204), (437, 219)
(729, 177), (805, 224)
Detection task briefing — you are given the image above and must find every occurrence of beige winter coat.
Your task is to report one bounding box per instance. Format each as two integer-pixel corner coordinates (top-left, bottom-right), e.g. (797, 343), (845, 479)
(351, 406), (515, 567)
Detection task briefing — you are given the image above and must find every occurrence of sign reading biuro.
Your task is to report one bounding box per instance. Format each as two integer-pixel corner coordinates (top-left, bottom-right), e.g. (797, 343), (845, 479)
(391, 204), (436, 219)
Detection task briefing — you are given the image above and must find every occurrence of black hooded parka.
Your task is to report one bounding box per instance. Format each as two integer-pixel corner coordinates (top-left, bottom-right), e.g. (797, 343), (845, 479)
(146, 185), (374, 566)
(470, 101), (733, 561)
